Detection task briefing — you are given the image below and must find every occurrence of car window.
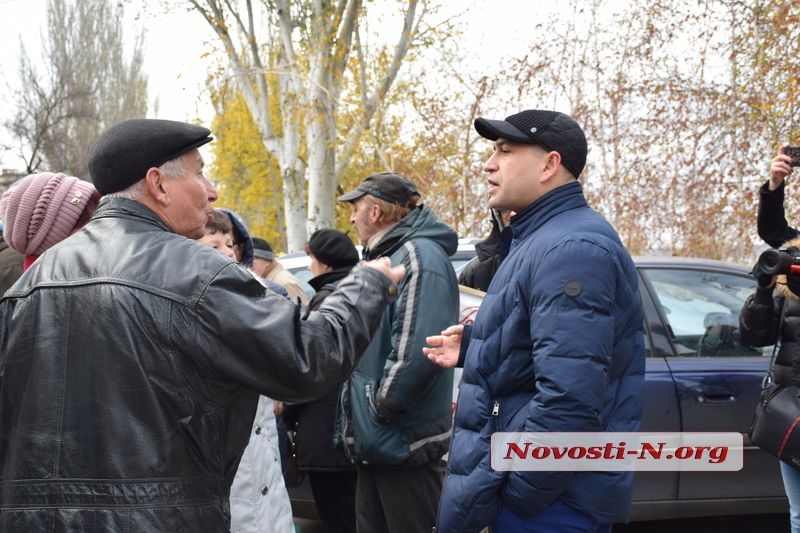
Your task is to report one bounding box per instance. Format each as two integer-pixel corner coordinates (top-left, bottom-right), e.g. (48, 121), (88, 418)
(284, 265), (315, 300)
(640, 267), (771, 358)
(452, 255), (474, 275)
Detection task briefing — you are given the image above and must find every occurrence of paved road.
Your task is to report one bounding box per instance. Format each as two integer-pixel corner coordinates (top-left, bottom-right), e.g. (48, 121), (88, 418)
(614, 513), (789, 532)
(293, 518), (322, 533)
(296, 514), (790, 532)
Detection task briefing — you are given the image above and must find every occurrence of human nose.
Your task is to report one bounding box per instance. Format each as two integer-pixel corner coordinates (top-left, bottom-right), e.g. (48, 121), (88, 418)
(205, 178), (218, 202)
(483, 151), (499, 172)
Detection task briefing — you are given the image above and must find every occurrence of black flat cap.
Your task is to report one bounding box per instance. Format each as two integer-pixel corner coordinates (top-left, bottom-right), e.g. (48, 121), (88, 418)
(88, 119), (213, 195)
(474, 110), (587, 178)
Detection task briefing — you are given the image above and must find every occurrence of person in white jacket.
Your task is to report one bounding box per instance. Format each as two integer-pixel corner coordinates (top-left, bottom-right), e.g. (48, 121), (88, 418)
(198, 209), (295, 533)
(230, 396), (295, 533)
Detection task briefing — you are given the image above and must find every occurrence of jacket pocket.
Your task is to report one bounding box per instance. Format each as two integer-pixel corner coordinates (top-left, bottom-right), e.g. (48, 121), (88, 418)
(349, 371), (410, 465)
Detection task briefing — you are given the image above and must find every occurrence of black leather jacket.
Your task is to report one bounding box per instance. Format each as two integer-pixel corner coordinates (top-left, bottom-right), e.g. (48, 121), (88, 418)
(0, 197), (392, 532)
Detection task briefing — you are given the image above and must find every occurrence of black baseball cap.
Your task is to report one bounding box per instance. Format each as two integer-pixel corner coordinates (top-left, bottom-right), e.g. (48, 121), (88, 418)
(338, 172), (420, 205)
(474, 110), (587, 178)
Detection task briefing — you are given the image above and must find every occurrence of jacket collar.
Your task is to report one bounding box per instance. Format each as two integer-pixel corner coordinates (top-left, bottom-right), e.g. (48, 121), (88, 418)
(93, 196), (175, 233)
(510, 181), (587, 241)
(309, 266), (352, 292)
(363, 204), (458, 260)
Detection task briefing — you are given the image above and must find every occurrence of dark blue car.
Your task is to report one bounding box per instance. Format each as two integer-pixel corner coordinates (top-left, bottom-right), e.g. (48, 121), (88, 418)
(630, 256), (785, 520)
(282, 254), (788, 522)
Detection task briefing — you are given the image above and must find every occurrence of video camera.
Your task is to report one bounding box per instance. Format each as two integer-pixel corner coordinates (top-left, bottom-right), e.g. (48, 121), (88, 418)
(756, 247), (800, 276)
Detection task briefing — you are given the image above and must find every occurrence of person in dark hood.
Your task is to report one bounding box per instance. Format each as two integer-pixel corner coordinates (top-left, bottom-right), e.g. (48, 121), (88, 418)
(336, 172), (459, 533)
(218, 207), (255, 267)
(458, 208), (512, 292)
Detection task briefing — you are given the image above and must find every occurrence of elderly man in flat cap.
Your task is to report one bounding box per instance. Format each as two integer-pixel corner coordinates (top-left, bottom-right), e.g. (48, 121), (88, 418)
(0, 118), (404, 531)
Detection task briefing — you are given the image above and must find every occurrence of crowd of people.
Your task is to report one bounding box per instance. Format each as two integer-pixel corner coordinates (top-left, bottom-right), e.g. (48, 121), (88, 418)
(1, 109), (795, 533)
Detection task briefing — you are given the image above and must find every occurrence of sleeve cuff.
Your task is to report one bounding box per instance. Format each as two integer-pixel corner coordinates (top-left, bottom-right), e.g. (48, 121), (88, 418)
(753, 286), (775, 304)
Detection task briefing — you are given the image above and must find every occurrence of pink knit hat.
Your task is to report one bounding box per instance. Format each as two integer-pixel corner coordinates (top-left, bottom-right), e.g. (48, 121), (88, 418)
(0, 172), (100, 256)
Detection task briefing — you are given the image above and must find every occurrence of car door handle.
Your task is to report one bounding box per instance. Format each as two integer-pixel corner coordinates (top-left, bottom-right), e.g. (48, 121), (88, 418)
(696, 386), (736, 403)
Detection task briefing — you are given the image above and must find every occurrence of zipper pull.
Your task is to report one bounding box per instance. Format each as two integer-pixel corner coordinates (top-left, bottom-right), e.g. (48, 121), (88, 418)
(492, 401), (500, 416)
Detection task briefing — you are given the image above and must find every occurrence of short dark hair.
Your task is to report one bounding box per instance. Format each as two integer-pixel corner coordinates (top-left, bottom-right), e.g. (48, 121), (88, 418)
(206, 209), (233, 235)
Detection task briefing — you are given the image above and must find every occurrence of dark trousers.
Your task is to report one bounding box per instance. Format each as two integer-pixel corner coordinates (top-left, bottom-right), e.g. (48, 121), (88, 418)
(309, 470), (357, 533)
(355, 462), (442, 533)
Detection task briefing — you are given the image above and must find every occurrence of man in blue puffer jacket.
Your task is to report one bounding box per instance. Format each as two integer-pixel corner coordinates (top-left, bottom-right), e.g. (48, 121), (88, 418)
(425, 109), (645, 533)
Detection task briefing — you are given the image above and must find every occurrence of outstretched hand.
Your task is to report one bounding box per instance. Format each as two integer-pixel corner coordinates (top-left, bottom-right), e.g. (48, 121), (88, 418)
(362, 257), (406, 286)
(423, 324), (464, 368)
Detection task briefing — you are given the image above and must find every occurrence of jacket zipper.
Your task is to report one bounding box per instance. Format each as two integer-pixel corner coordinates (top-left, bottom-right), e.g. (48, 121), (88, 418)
(366, 383), (377, 413)
(492, 400), (500, 416)
(340, 384), (355, 462)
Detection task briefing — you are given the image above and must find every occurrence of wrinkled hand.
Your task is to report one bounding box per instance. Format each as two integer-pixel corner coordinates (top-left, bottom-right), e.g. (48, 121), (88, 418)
(769, 146), (795, 191)
(423, 324), (464, 368)
(362, 256), (405, 286)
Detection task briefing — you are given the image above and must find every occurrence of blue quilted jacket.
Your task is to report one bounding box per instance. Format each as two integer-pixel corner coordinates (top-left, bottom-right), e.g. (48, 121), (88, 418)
(437, 181), (645, 532)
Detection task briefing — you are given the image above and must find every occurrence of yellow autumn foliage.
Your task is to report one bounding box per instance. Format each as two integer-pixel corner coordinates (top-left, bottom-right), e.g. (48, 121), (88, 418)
(209, 90), (284, 253)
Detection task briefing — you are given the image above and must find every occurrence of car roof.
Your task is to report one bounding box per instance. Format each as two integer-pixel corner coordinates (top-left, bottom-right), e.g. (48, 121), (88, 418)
(632, 255), (751, 275)
(281, 246), (752, 277)
(279, 238), (477, 263)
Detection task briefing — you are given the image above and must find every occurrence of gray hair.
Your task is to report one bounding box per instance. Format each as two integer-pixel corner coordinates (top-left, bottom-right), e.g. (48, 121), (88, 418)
(104, 153), (190, 200)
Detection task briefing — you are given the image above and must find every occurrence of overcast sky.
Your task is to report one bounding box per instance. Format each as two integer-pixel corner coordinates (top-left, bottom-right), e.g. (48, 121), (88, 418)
(0, 0), (219, 170)
(0, 0), (556, 171)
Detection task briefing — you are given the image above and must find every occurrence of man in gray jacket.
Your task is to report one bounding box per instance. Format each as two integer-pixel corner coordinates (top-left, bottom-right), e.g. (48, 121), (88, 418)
(0, 119), (404, 532)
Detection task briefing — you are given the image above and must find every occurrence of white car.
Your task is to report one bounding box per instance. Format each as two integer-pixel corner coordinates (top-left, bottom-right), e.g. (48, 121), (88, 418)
(278, 238), (478, 301)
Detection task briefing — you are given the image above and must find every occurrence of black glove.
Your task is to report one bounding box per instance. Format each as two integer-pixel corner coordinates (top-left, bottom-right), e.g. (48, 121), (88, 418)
(751, 262), (775, 289)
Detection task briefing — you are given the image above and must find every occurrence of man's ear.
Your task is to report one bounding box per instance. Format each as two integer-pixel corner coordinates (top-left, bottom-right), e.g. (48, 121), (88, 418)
(369, 203), (382, 224)
(144, 167), (170, 207)
(540, 151), (562, 183)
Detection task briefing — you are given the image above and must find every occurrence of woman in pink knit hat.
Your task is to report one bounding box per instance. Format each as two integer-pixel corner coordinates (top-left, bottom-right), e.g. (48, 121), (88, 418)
(0, 172), (100, 270)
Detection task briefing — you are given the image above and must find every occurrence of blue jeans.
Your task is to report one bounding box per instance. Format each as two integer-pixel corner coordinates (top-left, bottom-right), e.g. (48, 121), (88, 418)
(491, 500), (612, 533)
(781, 461), (800, 533)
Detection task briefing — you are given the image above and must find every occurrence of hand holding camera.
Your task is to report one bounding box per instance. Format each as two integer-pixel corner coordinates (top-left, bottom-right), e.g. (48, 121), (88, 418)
(768, 146), (799, 190)
(785, 146), (800, 167)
